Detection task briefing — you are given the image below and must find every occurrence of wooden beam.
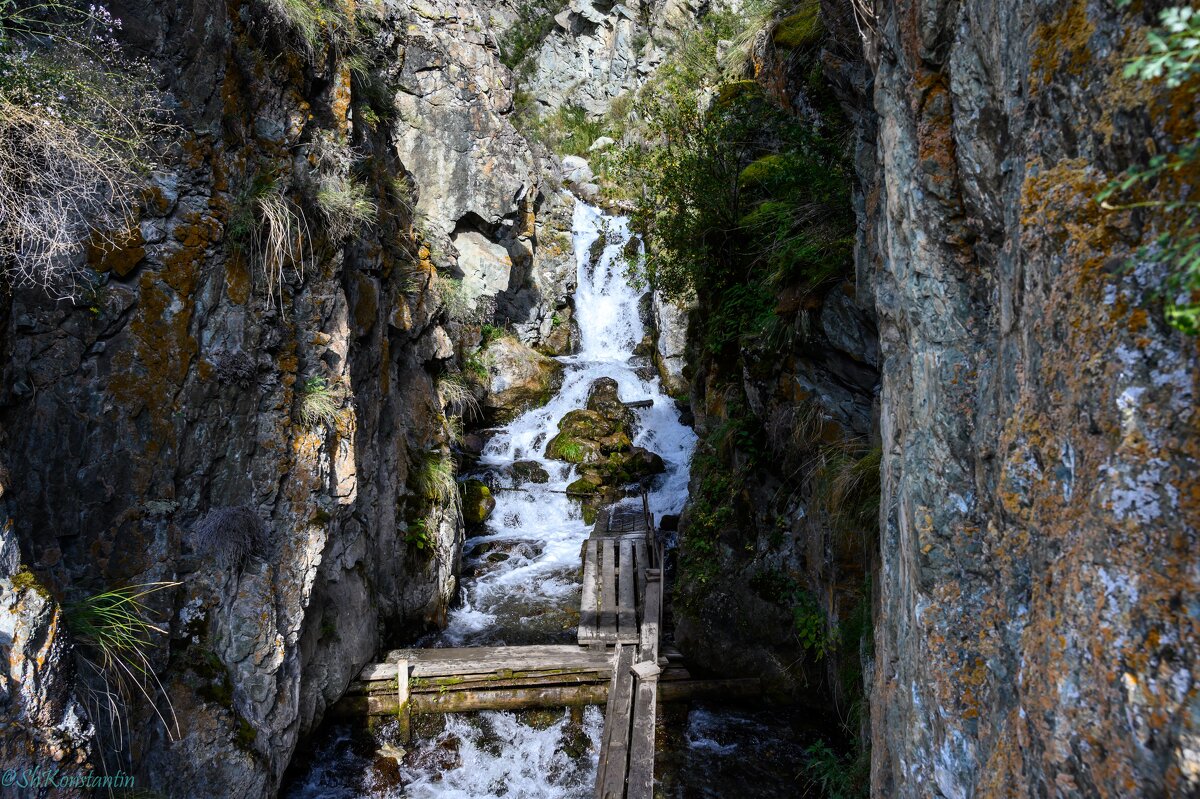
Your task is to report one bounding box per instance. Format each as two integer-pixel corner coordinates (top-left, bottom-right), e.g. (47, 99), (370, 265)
(362, 645), (610, 681)
(597, 644), (635, 799)
(617, 538), (636, 639)
(579, 538), (599, 644)
(600, 538), (617, 640)
(397, 658), (410, 743)
(626, 672), (658, 799)
(633, 538), (647, 621)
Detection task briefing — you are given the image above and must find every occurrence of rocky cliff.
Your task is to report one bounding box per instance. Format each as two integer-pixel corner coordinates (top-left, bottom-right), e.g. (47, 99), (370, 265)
(0, 0), (577, 795)
(848, 0), (1199, 795)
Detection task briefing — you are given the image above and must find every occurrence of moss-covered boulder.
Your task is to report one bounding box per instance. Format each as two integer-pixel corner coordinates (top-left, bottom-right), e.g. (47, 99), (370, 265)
(585, 377), (634, 429)
(558, 409), (618, 440)
(461, 479), (496, 525)
(545, 433), (602, 464)
(566, 474), (602, 496)
(512, 460), (550, 484)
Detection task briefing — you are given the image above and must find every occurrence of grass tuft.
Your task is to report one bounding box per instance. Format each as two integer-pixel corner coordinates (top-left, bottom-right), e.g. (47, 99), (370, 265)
(190, 505), (268, 572)
(299, 376), (342, 428)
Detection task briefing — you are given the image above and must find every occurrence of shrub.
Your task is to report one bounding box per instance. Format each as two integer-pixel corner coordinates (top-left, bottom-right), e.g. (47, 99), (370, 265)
(803, 739), (869, 799)
(0, 1), (168, 297)
(498, 0), (569, 70)
(1101, 3), (1200, 333)
(414, 450), (460, 514)
(436, 274), (477, 323)
(299, 376), (342, 428)
(308, 131), (376, 242)
(190, 505), (268, 571)
(264, 0), (352, 58)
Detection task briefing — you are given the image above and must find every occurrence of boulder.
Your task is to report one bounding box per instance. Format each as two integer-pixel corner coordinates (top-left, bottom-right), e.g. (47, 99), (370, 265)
(461, 479), (495, 526)
(512, 460), (550, 484)
(480, 336), (564, 423)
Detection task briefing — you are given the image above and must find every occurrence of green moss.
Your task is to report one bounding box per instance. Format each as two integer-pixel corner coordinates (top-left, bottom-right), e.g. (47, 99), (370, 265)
(772, 4), (822, 50)
(10, 566), (50, 599)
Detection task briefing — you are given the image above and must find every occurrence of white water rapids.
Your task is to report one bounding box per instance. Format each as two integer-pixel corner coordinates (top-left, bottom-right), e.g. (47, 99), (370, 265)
(433, 200), (697, 648)
(288, 200), (697, 799)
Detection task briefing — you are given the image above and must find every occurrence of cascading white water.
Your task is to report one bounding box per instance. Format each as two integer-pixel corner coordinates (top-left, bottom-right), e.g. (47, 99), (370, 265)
(287, 200), (696, 799)
(435, 199), (697, 647)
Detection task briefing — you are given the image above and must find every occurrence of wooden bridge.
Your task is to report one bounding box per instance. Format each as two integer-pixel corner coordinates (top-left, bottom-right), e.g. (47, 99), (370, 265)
(337, 497), (760, 798)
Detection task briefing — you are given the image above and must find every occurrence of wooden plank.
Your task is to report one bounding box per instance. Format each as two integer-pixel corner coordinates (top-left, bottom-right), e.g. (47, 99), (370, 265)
(626, 673), (658, 799)
(617, 538), (636, 639)
(363, 645), (610, 681)
(361, 668), (612, 695)
(579, 538), (599, 643)
(594, 645), (620, 795)
(349, 683), (611, 716)
(600, 538), (617, 640)
(633, 538), (647, 620)
(639, 571), (661, 666)
(598, 644), (636, 799)
(622, 399), (654, 409)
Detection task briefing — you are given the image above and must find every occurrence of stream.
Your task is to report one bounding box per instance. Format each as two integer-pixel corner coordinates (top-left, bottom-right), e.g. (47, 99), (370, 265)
(285, 201), (815, 798)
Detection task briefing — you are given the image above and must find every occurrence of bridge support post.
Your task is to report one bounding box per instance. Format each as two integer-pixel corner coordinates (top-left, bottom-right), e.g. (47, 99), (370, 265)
(397, 657), (410, 743)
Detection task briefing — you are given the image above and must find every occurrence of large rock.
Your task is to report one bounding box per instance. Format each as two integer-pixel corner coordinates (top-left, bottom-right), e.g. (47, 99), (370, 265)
(480, 336), (564, 422)
(461, 480), (496, 526)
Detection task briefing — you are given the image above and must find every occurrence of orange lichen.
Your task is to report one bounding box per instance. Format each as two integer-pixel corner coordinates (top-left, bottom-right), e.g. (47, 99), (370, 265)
(1030, 1), (1095, 91)
(87, 225), (145, 278)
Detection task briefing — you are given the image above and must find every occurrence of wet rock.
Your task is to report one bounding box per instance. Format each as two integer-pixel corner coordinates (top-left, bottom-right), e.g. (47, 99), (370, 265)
(511, 460), (550, 484)
(585, 377), (634, 428)
(461, 480), (496, 526)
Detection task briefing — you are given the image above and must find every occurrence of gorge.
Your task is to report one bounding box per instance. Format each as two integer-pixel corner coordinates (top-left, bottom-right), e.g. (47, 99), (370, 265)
(0, 0), (1197, 798)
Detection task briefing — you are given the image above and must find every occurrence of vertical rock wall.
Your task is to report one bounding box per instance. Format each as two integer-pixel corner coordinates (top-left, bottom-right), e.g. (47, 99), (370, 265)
(0, 0), (574, 795)
(851, 1), (1200, 795)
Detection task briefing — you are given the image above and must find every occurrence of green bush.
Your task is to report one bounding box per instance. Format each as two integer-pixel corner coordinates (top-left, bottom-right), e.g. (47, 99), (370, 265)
(1102, 4), (1200, 333)
(498, 0), (569, 70)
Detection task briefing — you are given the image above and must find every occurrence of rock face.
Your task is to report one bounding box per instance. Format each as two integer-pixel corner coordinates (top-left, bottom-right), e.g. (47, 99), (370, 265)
(382, 0), (578, 348)
(838, 1), (1200, 795)
(522, 0), (703, 116)
(0, 0), (569, 793)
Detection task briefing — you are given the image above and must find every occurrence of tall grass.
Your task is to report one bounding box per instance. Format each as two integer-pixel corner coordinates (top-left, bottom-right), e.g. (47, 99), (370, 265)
(65, 582), (181, 744)
(299, 376), (342, 428)
(437, 372), (480, 420)
(415, 451), (460, 514)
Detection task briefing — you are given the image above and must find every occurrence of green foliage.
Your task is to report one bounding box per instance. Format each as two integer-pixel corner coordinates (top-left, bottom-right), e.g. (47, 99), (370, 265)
(803, 739), (869, 799)
(405, 518), (434, 551)
(792, 588), (835, 659)
(309, 130), (377, 241)
(480, 323), (506, 345)
(611, 6), (852, 356)
(772, 3), (822, 50)
(64, 581), (181, 740)
(0, 0), (168, 296)
(1102, 5), (1200, 333)
(498, 0), (569, 70)
(518, 101), (612, 157)
(1122, 4), (1200, 88)
(300, 376), (341, 428)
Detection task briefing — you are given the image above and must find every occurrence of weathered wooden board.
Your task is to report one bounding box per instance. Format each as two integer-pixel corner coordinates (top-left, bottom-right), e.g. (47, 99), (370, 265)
(580, 538), (599, 643)
(362, 645), (610, 681)
(617, 538), (636, 638)
(639, 572), (661, 666)
(600, 537), (617, 639)
(626, 674), (658, 799)
(633, 538), (647, 618)
(597, 644), (636, 799)
(343, 683), (611, 716)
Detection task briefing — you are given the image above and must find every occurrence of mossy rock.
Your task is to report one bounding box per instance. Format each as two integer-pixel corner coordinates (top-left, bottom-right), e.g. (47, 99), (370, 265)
(715, 79), (761, 107)
(739, 154), (791, 189)
(566, 475), (602, 496)
(585, 377), (632, 426)
(512, 460), (550, 484)
(598, 431), (633, 455)
(773, 4), (822, 50)
(545, 433), (602, 464)
(462, 479), (496, 525)
(558, 409), (618, 440)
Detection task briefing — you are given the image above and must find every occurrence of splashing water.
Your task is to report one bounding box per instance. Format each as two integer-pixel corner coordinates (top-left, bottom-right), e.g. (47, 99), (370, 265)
(435, 200), (697, 647)
(286, 200), (696, 799)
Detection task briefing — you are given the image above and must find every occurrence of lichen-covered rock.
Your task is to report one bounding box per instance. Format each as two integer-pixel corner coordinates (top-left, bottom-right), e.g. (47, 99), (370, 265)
(461, 480), (496, 526)
(835, 1), (1200, 795)
(480, 336), (564, 422)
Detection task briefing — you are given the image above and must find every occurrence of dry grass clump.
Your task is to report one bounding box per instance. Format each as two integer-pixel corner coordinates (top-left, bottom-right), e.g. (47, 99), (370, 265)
(190, 505), (269, 571)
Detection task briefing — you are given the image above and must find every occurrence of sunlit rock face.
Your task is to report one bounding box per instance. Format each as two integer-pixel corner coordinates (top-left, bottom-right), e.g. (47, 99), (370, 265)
(839, 1), (1200, 795)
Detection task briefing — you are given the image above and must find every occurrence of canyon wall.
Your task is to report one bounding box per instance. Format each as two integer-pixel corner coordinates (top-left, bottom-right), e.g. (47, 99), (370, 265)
(0, 0), (572, 795)
(854, 0), (1200, 795)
